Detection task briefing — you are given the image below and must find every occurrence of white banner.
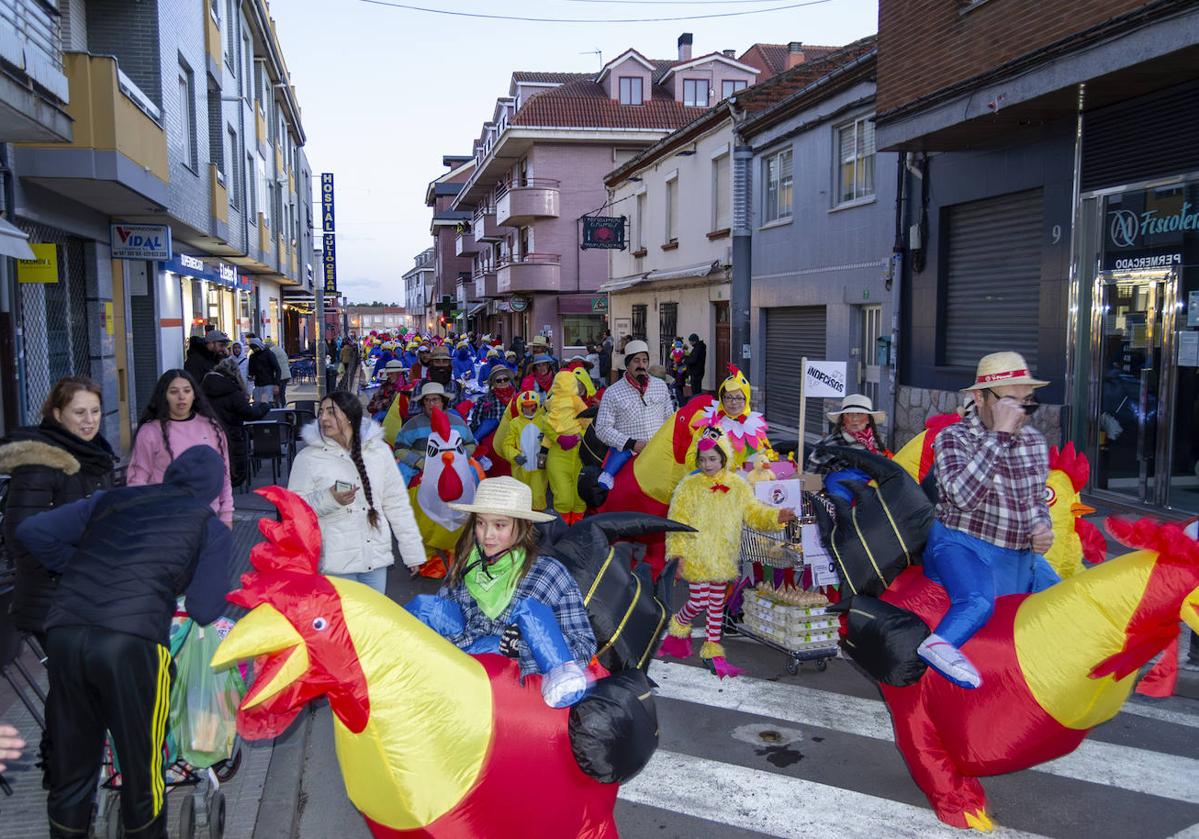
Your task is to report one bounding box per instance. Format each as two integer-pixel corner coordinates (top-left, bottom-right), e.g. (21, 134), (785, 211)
(804, 360), (848, 399)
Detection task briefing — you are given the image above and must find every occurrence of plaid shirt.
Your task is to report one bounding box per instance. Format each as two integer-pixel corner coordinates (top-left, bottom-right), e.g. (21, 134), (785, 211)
(438, 555), (596, 676)
(934, 406), (1051, 551)
(469, 388), (514, 434)
(594, 375), (675, 450)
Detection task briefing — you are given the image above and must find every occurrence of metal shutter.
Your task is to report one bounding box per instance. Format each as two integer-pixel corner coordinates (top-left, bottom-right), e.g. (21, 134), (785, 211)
(764, 306), (827, 438)
(943, 189), (1042, 370)
(129, 268), (158, 419)
(1082, 80), (1199, 192)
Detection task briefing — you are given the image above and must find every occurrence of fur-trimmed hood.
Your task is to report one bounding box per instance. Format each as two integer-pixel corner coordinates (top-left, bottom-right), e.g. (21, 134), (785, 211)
(299, 416), (386, 451)
(0, 438), (81, 475)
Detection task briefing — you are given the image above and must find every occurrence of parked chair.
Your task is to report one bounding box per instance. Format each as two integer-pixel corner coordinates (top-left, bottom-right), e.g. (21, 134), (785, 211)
(0, 568), (47, 732)
(245, 420), (291, 485)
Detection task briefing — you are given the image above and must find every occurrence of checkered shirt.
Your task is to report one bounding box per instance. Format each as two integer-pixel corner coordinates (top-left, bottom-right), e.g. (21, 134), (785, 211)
(934, 406), (1051, 551)
(438, 555), (597, 676)
(594, 375), (675, 450)
(469, 389), (512, 434)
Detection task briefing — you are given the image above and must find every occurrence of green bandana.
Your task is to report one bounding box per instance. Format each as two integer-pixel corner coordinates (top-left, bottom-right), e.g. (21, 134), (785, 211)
(463, 546), (525, 619)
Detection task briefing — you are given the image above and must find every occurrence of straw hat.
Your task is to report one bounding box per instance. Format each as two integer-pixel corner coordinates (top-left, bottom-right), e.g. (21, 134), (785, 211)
(383, 359), (407, 373)
(487, 365), (515, 384)
(962, 351), (1049, 391)
(448, 476), (556, 522)
(417, 381), (448, 402)
(827, 394), (886, 423)
(428, 345), (452, 362)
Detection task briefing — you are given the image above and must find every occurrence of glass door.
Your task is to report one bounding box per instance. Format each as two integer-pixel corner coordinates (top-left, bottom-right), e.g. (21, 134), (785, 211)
(1090, 270), (1178, 507)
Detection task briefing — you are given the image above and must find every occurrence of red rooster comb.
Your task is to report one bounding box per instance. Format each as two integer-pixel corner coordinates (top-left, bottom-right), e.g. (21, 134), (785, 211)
(248, 485), (321, 575)
(1049, 442), (1090, 492)
(727, 363), (741, 377)
(429, 405), (451, 441)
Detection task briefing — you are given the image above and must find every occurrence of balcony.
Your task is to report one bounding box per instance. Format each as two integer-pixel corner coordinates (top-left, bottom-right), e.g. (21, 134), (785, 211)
(0, 0), (70, 141)
(472, 207), (505, 242)
(455, 228), (478, 256)
(496, 179), (560, 227)
(474, 269), (499, 299)
(209, 163), (228, 240)
(497, 253), (560, 294)
(13, 52), (168, 213)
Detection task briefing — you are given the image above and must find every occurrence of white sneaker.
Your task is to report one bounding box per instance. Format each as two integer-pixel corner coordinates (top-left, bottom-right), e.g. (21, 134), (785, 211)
(597, 472), (615, 490)
(917, 633), (982, 689)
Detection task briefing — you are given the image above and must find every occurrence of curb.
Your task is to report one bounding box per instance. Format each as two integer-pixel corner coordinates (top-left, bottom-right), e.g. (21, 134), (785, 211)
(251, 707), (314, 839)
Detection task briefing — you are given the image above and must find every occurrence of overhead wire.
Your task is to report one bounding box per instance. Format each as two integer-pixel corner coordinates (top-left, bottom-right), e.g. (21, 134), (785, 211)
(355, 0), (833, 24)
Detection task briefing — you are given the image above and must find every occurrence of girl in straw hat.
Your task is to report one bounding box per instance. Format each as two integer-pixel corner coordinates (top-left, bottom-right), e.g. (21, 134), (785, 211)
(807, 394), (890, 502)
(658, 428), (796, 678)
(410, 476), (597, 708)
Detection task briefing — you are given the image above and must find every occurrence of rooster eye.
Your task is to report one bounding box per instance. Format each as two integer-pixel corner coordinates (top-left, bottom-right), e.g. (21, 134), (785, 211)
(312, 617), (328, 631)
(1044, 486), (1057, 506)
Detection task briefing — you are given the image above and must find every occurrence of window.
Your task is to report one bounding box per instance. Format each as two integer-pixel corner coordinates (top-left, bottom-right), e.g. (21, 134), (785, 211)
(721, 79), (747, 100)
(634, 192), (646, 252)
(618, 76), (643, 106)
(225, 0), (237, 64)
(683, 79), (709, 108)
(763, 148), (793, 224)
(177, 60), (197, 171)
(631, 304), (648, 341)
(836, 116), (876, 205)
(665, 176), (678, 244)
(563, 315), (604, 348)
(228, 127), (240, 208)
(242, 30), (253, 100)
(247, 152), (257, 215)
(659, 302), (678, 365)
(207, 83), (224, 175)
(711, 153), (730, 231)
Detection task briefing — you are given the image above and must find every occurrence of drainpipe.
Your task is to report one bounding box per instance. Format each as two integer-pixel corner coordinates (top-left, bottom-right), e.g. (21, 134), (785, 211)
(730, 143), (753, 379)
(0, 143), (25, 429)
(1065, 82), (1087, 446)
(887, 153), (910, 450)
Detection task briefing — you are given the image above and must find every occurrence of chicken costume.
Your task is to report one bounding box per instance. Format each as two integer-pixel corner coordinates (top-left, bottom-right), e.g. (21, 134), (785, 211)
(658, 432), (783, 677)
(815, 448), (1199, 831)
(543, 370), (590, 520)
(694, 366), (770, 470)
(407, 407), (483, 573)
(498, 390), (549, 510)
(212, 488), (687, 838)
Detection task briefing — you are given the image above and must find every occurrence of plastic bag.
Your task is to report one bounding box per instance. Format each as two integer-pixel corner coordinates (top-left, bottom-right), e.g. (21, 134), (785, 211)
(169, 621), (245, 768)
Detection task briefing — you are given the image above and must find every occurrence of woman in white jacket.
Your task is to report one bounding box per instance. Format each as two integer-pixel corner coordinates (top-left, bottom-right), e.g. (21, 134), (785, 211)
(288, 391), (425, 592)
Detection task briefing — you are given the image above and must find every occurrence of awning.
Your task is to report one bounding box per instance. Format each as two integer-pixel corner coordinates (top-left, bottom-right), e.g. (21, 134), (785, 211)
(0, 218), (35, 260)
(643, 260), (721, 284)
(597, 273), (647, 293)
(468, 302), (486, 316)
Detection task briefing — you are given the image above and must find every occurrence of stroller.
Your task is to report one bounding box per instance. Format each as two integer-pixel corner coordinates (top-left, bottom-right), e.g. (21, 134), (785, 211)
(95, 607), (245, 839)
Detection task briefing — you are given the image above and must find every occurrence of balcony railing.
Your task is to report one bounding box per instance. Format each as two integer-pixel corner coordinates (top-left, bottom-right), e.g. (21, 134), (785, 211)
(472, 206), (504, 242)
(496, 178), (560, 227)
(496, 253), (560, 294)
(455, 228), (478, 256)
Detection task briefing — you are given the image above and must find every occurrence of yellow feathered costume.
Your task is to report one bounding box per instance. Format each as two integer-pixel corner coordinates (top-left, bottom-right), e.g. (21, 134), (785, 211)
(665, 433), (782, 582)
(543, 370), (589, 517)
(498, 390), (549, 511)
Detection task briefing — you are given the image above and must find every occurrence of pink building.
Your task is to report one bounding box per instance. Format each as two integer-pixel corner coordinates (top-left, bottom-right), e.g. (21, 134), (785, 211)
(426, 156), (476, 334)
(451, 34), (766, 356)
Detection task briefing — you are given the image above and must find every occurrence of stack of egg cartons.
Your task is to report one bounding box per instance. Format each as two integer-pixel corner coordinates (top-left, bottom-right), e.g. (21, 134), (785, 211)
(740, 584), (838, 652)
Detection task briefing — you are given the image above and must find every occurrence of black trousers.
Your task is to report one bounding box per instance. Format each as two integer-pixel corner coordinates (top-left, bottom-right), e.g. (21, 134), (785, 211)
(45, 626), (172, 838)
(688, 370), (704, 397)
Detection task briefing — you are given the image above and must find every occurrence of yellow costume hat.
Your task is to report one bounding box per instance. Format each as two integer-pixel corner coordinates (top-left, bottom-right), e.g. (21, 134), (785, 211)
(717, 365), (751, 418)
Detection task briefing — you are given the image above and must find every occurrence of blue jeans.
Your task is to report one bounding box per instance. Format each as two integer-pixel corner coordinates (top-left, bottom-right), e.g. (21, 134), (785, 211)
(328, 567), (388, 594)
(922, 522), (1060, 648)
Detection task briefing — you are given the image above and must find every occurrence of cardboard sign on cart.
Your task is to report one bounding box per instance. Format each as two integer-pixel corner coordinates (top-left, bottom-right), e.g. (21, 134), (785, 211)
(754, 479), (839, 587)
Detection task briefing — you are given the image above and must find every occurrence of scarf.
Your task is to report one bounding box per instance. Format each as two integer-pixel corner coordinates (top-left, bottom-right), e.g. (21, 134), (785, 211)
(624, 370), (649, 397)
(847, 426), (880, 454)
(532, 370), (554, 393)
(491, 384), (516, 405)
(463, 546), (526, 619)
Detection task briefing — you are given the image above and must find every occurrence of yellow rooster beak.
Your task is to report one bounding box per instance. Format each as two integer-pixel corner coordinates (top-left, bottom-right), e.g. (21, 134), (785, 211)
(1071, 502), (1096, 517)
(1183, 589), (1199, 637)
(211, 604), (309, 709)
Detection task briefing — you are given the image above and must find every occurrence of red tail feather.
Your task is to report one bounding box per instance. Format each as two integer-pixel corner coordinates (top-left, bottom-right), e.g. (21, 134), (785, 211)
(1076, 518), (1108, 565)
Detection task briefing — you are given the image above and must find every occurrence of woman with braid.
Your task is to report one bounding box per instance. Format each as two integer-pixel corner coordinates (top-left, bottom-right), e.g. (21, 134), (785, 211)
(288, 390), (427, 592)
(128, 369), (234, 526)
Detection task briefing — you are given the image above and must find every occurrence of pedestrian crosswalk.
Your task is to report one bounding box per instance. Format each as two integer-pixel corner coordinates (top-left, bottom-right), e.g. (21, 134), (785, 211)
(617, 659), (1199, 838)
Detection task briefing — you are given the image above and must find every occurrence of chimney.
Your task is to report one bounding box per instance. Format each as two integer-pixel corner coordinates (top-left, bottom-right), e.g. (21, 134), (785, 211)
(786, 41), (805, 70)
(678, 32), (693, 62)
(722, 49), (736, 58)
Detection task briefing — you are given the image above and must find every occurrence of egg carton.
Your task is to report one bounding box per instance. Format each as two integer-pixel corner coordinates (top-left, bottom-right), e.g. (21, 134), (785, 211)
(742, 606), (837, 633)
(742, 589), (830, 616)
(741, 622), (839, 649)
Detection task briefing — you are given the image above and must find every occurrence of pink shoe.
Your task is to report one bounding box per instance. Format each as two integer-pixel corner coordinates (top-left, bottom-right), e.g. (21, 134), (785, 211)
(658, 633), (693, 659)
(709, 657), (744, 679)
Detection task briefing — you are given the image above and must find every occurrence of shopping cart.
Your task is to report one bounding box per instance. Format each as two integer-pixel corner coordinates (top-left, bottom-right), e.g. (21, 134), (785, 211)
(724, 491), (840, 675)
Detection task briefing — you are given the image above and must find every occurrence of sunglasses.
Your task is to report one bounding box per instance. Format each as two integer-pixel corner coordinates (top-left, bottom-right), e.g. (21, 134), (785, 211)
(985, 389), (1040, 415)
(493, 377), (512, 384)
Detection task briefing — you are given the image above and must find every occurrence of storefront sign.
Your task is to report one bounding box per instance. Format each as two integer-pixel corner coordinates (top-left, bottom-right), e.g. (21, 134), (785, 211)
(219, 263), (236, 285)
(1103, 190), (1194, 271)
(180, 253), (205, 272)
(111, 224), (172, 260)
(162, 255), (237, 289)
(804, 360), (847, 398)
(581, 216), (626, 250)
(1189, 291), (1199, 327)
(510, 295), (529, 312)
(322, 232), (337, 293)
(321, 172), (335, 233)
(17, 243), (58, 283)
(591, 296), (608, 313)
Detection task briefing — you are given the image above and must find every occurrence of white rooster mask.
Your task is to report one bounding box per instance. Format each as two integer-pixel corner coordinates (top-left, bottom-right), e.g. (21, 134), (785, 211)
(418, 407), (477, 531)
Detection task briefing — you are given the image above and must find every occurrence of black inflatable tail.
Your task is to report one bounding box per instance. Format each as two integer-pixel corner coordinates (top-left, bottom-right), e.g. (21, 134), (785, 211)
(569, 668), (659, 783)
(834, 594), (929, 687)
(812, 446), (933, 598)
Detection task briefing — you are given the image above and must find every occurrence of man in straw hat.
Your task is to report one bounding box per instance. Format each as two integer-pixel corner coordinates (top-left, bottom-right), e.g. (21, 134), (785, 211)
(917, 351), (1059, 689)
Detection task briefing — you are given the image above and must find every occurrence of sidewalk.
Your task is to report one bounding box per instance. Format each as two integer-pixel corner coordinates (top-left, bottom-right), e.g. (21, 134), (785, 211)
(0, 382), (321, 837)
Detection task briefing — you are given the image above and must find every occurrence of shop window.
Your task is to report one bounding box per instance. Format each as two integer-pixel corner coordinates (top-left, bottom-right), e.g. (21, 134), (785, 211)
(563, 315), (604, 348)
(836, 116), (876, 205)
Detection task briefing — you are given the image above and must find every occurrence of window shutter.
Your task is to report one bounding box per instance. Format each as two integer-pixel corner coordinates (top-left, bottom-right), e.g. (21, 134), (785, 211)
(942, 189), (1043, 369)
(764, 306), (827, 438)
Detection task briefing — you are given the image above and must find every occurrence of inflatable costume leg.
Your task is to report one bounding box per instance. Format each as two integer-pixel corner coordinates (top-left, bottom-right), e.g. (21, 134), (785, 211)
(597, 448), (634, 490)
(918, 524), (988, 688)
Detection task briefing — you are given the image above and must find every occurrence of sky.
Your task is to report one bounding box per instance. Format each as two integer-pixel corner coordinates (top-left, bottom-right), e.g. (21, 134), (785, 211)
(268, 0), (880, 304)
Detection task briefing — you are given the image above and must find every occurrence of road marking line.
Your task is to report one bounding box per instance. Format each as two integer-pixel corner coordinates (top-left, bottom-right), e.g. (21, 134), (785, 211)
(620, 749), (1049, 838)
(1119, 699), (1199, 730)
(650, 660), (1199, 805)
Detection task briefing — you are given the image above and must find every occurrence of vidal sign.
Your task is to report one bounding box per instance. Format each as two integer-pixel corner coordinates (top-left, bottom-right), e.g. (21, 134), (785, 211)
(111, 224), (172, 261)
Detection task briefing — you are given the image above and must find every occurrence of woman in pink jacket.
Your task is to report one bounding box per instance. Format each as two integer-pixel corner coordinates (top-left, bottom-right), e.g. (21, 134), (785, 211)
(127, 369), (234, 526)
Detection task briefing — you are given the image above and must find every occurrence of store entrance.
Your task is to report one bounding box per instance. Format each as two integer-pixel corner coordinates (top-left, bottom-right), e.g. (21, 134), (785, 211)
(1089, 269), (1190, 509)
